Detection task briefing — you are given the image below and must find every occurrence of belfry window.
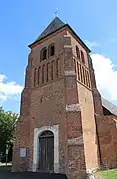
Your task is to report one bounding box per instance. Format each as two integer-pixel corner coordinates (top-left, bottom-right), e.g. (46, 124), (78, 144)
(76, 46), (80, 59)
(81, 51), (85, 64)
(49, 44), (55, 57)
(41, 47), (47, 61)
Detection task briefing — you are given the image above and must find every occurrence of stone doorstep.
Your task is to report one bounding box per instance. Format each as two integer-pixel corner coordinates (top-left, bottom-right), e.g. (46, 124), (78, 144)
(86, 167), (99, 179)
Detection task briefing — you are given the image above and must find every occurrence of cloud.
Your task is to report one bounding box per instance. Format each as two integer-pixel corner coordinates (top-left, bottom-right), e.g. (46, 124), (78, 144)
(91, 54), (117, 102)
(85, 40), (100, 49)
(0, 73), (23, 103)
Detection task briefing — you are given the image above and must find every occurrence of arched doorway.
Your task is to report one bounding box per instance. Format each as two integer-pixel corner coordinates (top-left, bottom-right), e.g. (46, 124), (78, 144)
(38, 130), (54, 172)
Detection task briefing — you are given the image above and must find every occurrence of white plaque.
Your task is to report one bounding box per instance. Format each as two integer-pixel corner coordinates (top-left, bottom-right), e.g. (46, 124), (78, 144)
(20, 148), (26, 158)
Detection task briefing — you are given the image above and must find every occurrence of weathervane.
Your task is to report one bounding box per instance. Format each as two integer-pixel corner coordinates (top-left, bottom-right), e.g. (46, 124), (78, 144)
(55, 8), (59, 17)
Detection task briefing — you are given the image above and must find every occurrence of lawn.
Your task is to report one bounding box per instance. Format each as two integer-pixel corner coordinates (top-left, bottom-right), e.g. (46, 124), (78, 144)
(95, 168), (117, 179)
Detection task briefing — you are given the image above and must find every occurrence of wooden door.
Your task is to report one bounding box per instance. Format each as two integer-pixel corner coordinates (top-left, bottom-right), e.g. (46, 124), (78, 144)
(39, 131), (54, 172)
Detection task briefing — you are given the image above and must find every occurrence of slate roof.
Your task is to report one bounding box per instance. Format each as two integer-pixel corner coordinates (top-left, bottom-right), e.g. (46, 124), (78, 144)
(35, 17), (65, 43)
(28, 17), (91, 52)
(101, 97), (117, 116)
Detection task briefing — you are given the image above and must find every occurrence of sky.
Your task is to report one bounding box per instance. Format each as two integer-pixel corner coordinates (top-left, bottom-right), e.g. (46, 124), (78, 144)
(0, 0), (117, 113)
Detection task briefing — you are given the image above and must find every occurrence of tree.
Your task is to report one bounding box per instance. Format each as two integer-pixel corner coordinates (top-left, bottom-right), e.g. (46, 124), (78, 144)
(0, 107), (19, 161)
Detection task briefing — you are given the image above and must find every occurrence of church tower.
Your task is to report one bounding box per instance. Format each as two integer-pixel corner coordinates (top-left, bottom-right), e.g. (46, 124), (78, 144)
(12, 17), (99, 178)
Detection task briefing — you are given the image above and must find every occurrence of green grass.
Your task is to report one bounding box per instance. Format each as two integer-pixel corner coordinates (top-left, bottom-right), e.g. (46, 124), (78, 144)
(95, 168), (117, 179)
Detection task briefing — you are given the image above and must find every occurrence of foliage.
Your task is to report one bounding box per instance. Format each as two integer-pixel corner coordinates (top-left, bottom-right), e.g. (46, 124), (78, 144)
(0, 107), (19, 154)
(95, 168), (117, 179)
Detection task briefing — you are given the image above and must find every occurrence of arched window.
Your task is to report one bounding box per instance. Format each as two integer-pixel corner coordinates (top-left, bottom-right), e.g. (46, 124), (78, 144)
(81, 51), (85, 64)
(41, 47), (47, 61)
(39, 130), (54, 138)
(49, 44), (55, 57)
(76, 46), (80, 59)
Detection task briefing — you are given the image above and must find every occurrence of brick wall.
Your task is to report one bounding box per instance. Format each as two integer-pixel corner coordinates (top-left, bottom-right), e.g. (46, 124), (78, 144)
(96, 115), (117, 169)
(12, 25), (103, 179)
(70, 33), (99, 170)
(89, 56), (117, 170)
(12, 119), (30, 171)
(12, 29), (68, 173)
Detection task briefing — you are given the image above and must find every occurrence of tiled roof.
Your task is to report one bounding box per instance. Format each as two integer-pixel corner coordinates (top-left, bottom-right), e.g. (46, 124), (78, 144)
(101, 97), (117, 116)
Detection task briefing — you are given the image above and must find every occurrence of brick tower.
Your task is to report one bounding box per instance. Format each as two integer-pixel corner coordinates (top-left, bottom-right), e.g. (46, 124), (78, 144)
(12, 17), (99, 178)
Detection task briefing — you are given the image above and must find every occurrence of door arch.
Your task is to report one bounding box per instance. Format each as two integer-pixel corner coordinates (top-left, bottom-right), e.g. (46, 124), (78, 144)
(38, 130), (54, 172)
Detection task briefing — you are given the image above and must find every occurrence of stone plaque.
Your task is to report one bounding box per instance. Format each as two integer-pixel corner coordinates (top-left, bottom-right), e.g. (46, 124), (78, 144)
(20, 148), (26, 158)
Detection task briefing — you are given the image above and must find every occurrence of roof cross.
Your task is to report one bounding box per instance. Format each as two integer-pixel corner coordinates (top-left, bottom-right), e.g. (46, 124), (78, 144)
(55, 8), (59, 17)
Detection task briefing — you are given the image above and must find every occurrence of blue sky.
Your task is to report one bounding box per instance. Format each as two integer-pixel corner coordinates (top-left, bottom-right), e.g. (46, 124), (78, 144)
(0, 0), (117, 113)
